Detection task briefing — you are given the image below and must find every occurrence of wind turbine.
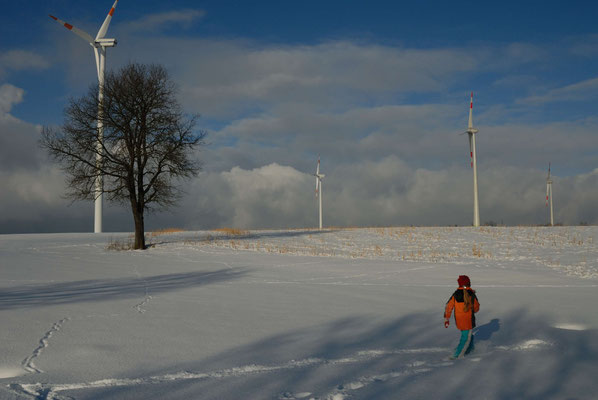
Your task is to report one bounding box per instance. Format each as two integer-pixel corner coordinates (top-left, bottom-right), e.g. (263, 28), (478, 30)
(314, 157), (325, 230)
(50, 0), (119, 233)
(546, 163), (554, 226)
(464, 92), (480, 227)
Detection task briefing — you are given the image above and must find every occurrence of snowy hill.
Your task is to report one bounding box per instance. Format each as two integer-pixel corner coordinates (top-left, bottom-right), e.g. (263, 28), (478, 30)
(1, 227), (597, 399)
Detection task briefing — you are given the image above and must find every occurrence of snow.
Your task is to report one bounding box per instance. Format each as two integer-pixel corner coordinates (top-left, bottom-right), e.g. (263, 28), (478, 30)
(553, 323), (588, 331)
(1, 226), (597, 399)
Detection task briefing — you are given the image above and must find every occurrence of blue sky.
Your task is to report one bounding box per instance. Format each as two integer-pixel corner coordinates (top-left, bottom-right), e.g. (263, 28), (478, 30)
(6, 1), (598, 125)
(1, 0), (598, 232)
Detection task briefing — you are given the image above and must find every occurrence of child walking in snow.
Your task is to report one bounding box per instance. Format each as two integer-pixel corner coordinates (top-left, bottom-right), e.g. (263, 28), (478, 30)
(444, 275), (480, 359)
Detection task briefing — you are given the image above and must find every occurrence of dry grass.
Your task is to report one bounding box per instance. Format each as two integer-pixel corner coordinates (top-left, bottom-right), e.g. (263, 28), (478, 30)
(106, 236), (135, 251)
(198, 228), (250, 243)
(189, 227), (597, 273)
(150, 228), (185, 237)
(214, 228), (249, 236)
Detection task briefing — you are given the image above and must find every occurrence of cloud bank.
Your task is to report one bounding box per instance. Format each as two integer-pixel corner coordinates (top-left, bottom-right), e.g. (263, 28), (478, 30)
(1, 18), (598, 233)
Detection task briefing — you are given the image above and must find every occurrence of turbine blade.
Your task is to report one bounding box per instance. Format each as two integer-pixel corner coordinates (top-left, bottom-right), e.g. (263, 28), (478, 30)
(468, 133), (473, 168)
(96, 0), (119, 40)
(49, 15), (94, 44)
(546, 183), (549, 206)
(468, 92), (474, 130)
(94, 47), (100, 79)
(315, 156), (322, 195)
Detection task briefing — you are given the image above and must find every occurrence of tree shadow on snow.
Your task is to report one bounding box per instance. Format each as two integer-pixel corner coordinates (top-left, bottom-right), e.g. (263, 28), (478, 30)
(0, 269), (246, 310)
(85, 310), (598, 400)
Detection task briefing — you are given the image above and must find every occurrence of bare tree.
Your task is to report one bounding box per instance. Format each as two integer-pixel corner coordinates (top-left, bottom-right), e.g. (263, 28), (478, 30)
(41, 63), (206, 249)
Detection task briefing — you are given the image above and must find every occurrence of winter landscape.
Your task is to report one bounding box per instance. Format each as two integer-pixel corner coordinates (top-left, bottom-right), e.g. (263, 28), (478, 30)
(1, 226), (597, 399)
(2, 1), (598, 399)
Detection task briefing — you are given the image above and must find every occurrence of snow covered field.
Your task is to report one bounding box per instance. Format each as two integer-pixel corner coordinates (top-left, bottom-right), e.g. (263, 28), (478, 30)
(1, 226), (597, 399)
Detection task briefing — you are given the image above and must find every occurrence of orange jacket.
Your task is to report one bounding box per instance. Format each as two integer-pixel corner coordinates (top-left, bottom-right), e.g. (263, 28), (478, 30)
(444, 287), (480, 331)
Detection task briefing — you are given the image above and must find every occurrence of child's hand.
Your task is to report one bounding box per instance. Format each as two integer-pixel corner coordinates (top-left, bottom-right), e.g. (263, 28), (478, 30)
(444, 318), (450, 328)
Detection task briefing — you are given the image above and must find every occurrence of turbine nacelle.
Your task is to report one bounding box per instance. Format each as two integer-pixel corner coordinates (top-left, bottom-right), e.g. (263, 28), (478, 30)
(95, 38), (117, 47)
(50, 0), (118, 49)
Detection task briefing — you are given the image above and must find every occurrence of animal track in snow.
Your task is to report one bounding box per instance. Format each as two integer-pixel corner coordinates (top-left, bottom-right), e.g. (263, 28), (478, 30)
(132, 266), (153, 314)
(21, 318), (70, 374)
(134, 293), (153, 314)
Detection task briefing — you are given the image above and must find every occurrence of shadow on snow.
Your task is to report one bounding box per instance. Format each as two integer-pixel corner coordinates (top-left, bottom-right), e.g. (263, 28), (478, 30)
(0, 269), (246, 310)
(66, 310), (598, 400)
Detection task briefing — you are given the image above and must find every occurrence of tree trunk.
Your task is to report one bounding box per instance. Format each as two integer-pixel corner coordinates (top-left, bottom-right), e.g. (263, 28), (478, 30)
(132, 206), (145, 250)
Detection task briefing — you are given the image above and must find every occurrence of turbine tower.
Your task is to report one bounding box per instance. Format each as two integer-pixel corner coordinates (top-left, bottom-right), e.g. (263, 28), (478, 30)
(465, 92), (480, 227)
(50, 0), (119, 233)
(314, 157), (325, 230)
(546, 163), (554, 227)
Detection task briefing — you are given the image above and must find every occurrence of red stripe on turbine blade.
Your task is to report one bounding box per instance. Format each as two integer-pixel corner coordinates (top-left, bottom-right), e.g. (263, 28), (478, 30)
(49, 15), (57, 20)
(109, 7), (115, 16)
(64, 22), (73, 30)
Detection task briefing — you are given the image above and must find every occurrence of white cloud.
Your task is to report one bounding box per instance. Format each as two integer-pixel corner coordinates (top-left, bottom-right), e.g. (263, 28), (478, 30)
(0, 84), (48, 171)
(54, 31), (554, 119)
(0, 50), (49, 77)
(163, 159), (598, 230)
(492, 74), (538, 88)
(206, 102), (463, 176)
(124, 9), (205, 32)
(558, 169), (598, 224)
(0, 167), (65, 209)
(0, 84), (24, 114)
(8, 33), (598, 233)
(0, 165), (132, 233)
(2, 130), (597, 232)
(502, 42), (546, 65)
(196, 163), (312, 229)
(104, 37), (480, 117)
(519, 76), (598, 104)
(569, 34), (598, 58)
(206, 98), (598, 176)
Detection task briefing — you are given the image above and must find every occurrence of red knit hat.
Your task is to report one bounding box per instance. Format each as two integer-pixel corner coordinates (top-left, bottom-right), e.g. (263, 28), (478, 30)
(458, 275), (471, 287)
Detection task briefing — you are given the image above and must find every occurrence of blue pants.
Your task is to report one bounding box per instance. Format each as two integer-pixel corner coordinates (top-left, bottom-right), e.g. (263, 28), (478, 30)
(454, 330), (474, 358)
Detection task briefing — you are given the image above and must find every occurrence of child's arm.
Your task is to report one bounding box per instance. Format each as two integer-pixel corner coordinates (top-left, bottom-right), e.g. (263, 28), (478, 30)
(473, 295), (480, 313)
(444, 295), (455, 327)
